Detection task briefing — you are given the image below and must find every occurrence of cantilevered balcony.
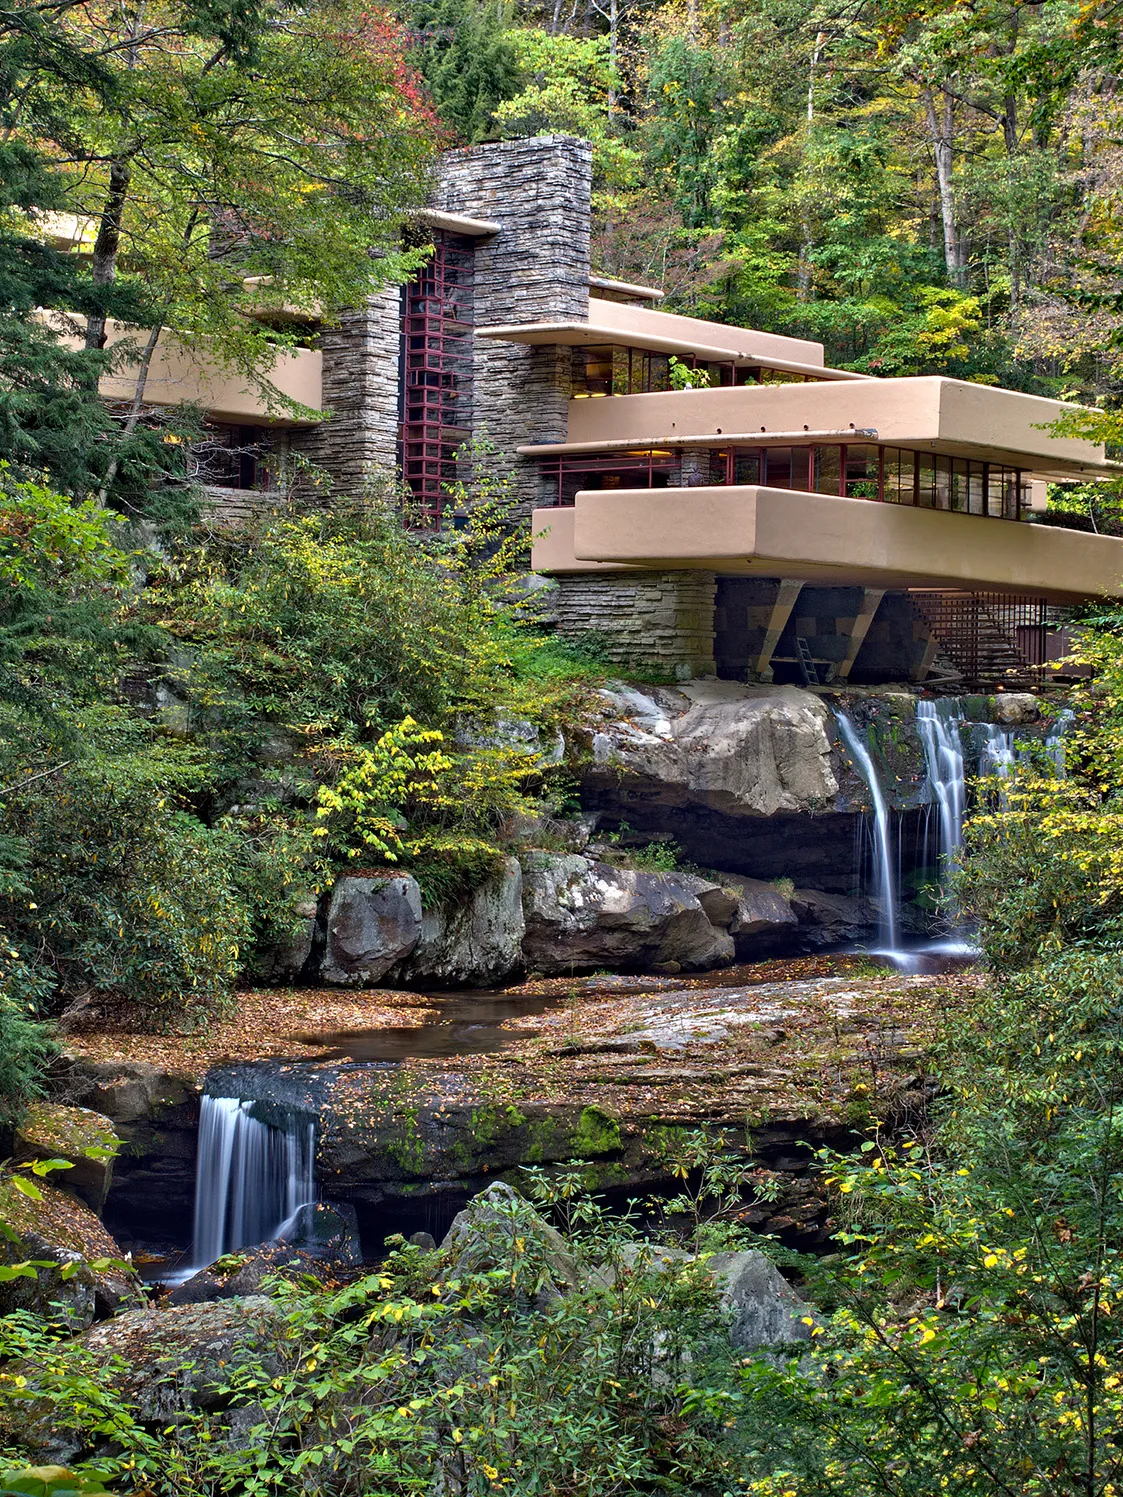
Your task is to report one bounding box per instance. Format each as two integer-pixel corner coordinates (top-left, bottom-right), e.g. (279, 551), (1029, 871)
(57, 318), (323, 425)
(527, 376), (1122, 601)
(533, 486), (1123, 602)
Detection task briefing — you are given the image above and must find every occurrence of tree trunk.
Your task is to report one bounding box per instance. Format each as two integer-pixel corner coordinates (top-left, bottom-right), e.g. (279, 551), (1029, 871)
(85, 154), (132, 351)
(797, 34), (826, 302)
(923, 88), (967, 287)
(95, 317), (163, 507)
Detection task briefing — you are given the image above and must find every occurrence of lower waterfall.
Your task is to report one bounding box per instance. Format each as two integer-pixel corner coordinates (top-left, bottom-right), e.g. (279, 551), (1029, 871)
(192, 1095), (317, 1268)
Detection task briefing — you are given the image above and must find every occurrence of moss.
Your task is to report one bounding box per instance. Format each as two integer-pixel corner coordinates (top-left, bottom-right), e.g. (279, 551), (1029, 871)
(385, 1107), (428, 1174)
(469, 1103), (527, 1147)
(526, 1116), (559, 1164)
(0, 1176), (120, 1260)
(17, 1102), (118, 1162)
(573, 1105), (622, 1158)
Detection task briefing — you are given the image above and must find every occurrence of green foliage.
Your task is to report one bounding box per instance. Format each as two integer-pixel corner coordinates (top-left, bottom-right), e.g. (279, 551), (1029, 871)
(737, 949), (1123, 1497)
(0, 451), (595, 1027)
(668, 356), (715, 390)
(405, 0), (521, 144)
(959, 623), (1123, 967)
(2, 731), (249, 1023)
(314, 717), (454, 862)
(0, 949), (54, 1129)
(730, 609), (1123, 1495)
(0, 1469), (113, 1497)
(0, 1178), (750, 1494)
(493, 30), (641, 189)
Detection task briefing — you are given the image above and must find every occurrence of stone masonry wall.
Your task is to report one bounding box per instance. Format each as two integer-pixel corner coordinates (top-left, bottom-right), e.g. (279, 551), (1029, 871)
(552, 570), (717, 679)
(288, 286), (401, 500)
(435, 136), (593, 512)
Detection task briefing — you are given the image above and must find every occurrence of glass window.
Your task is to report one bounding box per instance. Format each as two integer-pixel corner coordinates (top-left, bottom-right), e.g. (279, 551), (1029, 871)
(845, 444), (879, 498)
(733, 448), (761, 484)
(710, 449), (732, 484)
(790, 447), (813, 491)
(766, 447), (793, 488)
(967, 462), (986, 515)
(881, 448), (916, 506)
(933, 455), (952, 509)
(915, 452), (935, 508)
(814, 446), (841, 495)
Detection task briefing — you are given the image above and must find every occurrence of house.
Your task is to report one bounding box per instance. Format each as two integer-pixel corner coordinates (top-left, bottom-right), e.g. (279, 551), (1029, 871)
(66, 134), (1123, 685)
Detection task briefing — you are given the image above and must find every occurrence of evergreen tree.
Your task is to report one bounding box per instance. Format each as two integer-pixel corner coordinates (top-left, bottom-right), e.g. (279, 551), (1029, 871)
(406, 0), (521, 143)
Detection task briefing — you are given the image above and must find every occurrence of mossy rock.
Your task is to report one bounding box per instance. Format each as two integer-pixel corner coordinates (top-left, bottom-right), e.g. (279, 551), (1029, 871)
(13, 1104), (119, 1213)
(0, 1176), (141, 1332)
(573, 1105), (622, 1158)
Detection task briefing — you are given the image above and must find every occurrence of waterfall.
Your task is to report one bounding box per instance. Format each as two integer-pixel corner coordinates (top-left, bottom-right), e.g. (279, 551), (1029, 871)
(837, 697), (1072, 962)
(979, 723), (1017, 778)
(1046, 708), (1074, 773)
(835, 710), (900, 951)
(192, 1096), (317, 1268)
(916, 699), (967, 885)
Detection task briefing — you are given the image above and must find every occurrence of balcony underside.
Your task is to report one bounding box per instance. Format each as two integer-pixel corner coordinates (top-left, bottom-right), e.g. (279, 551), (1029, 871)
(531, 486), (1123, 603)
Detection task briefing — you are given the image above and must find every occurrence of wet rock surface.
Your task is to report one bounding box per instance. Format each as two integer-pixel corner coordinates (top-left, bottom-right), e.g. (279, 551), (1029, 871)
(168, 1245), (330, 1305)
(12, 1101), (120, 1214)
(61, 955), (968, 1255)
(276, 1200), (362, 1264)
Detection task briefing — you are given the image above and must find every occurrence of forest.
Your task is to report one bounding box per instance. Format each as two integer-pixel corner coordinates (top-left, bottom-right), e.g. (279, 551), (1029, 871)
(1, 0), (1123, 1493)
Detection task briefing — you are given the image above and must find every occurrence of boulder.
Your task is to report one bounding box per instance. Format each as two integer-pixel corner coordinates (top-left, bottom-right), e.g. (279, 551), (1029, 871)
(599, 1242), (815, 1349)
(321, 873), (422, 986)
(992, 692), (1040, 725)
(255, 897), (318, 982)
(587, 682), (839, 818)
(80, 1296), (288, 1422)
(704, 874), (800, 956)
(705, 1249), (816, 1350)
(275, 1200), (362, 1264)
(789, 888), (878, 947)
(0, 1177), (141, 1331)
(520, 854), (735, 974)
(440, 1182), (579, 1308)
(168, 1245), (329, 1306)
(13, 1103), (119, 1214)
(394, 858), (525, 987)
(609, 1243), (815, 1350)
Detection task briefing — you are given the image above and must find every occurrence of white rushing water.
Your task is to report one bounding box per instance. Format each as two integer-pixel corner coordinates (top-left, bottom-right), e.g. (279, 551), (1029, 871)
(841, 698), (1072, 964)
(835, 710), (900, 952)
(915, 699), (968, 888)
(192, 1096), (317, 1268)
(1046, 708), (1075, 773)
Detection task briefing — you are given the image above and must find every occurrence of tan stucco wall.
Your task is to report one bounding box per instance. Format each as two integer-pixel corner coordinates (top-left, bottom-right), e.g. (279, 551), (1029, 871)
(562, 377), (1103, 475)
(56, 318), (323, 425)
(530, 487), (1123, 602)
(586, 298), (827, 367)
